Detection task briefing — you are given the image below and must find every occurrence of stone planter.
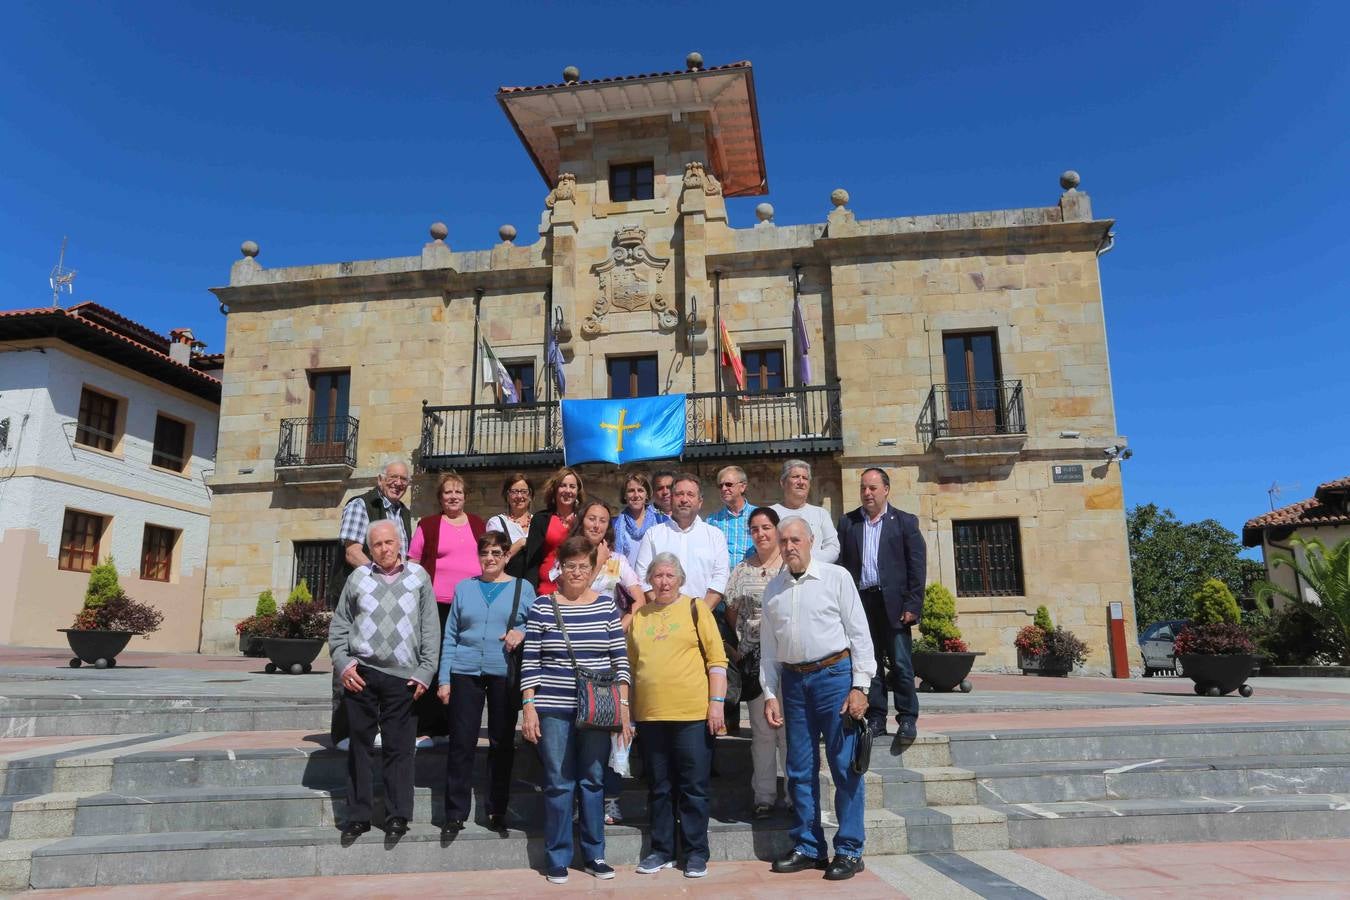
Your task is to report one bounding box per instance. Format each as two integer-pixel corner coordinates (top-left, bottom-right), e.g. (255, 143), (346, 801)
(238, 633), (266, 658)
(913, 650), (984, 692)
(261, 637), (325, 675)
(1017, 649), (1073, 677)
(1178, 653), (1260, 697)
(59, 629), (134, 669)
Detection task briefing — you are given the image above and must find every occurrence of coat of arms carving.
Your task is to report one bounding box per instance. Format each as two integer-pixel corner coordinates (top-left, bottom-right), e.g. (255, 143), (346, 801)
(584, 224), (670, 336)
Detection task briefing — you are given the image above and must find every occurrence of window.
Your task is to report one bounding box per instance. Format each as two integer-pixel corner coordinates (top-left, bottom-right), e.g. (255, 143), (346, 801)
(59, 510), (105, 573)
(294, 540), (343, 608)
(501, 361), (536, 404)
(743, 347), (785, 394)
(607, 355), (658, 399)
(953, 518), (1024, 596)
(140, 525), (178, 581)
(943, 331), (1004, 434)
(308, 369), (352, 448)
(151, 415), (189, 472)
(76, 387), (119, 451)
(609, 162), (654, 202)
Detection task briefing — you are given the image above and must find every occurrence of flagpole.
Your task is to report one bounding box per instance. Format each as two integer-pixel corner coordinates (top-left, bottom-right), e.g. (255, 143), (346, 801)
(792, 265), (805, 435)
(713, 269), (723, 442)
(469, 287), (483, 455)
(544, 290), (553, 451)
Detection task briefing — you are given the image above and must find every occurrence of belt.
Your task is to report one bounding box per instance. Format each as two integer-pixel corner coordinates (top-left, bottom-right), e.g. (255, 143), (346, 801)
(860, 585), (882, 594)
(784, 649), (850, 674)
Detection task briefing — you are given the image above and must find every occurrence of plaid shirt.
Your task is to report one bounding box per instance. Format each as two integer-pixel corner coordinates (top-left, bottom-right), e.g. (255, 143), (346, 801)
(708, 502), (757, 565)
(338, 493), (409, 558)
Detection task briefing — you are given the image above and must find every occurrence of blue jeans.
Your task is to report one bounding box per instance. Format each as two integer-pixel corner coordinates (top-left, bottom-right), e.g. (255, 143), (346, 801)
(862, 590), (918, 722)
(641, 720), (713, 863)
(781, 659), (866, 858)
(536, 712), (609, 870)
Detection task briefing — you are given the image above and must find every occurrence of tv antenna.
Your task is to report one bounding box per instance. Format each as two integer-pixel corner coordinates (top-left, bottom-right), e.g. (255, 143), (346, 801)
(49, 236), (77, 307)
(1267, 480), (1301, 511)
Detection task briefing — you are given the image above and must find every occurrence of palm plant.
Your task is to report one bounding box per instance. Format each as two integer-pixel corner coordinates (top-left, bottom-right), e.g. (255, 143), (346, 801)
(1256, 536), (1350, 665)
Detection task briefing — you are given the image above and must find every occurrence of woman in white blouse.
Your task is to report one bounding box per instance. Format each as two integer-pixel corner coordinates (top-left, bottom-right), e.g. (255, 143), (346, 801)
(486, 471), (533, 566)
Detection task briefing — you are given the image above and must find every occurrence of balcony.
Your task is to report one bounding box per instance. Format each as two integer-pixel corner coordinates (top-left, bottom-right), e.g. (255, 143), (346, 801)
(917, 380), (1027, 465)
(274, 416), (359, 485)
(419, 384), (843, 471)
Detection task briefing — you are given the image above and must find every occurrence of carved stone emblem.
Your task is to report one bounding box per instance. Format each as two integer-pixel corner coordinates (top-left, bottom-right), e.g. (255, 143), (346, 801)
(682, 161), (722, 196)
(545, 173), (576, 209)
(585, 224), (670, 336)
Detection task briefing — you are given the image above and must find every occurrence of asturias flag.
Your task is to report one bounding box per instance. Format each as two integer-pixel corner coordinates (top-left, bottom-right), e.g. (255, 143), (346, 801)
(561, 395), (687, 466)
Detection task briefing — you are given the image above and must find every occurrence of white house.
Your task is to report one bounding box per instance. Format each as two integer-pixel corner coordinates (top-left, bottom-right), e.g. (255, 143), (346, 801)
(0, 302), (221, 651)
(1243, 476), (1350, 607)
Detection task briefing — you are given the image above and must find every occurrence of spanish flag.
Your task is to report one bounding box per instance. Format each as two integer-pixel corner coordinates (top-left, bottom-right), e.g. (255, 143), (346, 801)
(720, 317), (746, 392)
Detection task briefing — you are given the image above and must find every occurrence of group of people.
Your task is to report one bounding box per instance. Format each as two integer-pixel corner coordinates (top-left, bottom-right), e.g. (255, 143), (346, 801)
(326, 456), (927, 883)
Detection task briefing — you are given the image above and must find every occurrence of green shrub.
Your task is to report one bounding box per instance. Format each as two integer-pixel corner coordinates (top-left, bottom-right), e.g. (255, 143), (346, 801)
(255, 590), (277, 617)
(83, 558), (122, 610)
(1033, 605), (1053, 632)
(285, 580), (313, 608)
(1249, 603), (1347, 665)
(1192, 578), (1241, 626)
(919, 584), (961, 644)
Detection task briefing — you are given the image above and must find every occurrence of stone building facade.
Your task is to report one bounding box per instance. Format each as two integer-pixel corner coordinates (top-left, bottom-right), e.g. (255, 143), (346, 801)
(202, 57), (1138, 670)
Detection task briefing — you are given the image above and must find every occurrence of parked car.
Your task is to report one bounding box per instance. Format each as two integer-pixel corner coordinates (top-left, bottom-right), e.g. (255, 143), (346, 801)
(1139, 619), (1188, 676)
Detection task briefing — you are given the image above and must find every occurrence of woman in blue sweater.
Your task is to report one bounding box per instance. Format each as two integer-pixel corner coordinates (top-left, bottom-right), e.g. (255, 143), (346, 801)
(437, 530), (536, 834)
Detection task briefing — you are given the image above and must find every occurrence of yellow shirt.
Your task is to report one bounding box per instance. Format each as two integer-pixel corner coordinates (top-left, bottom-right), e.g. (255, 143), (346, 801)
(627, 595), (729, 722)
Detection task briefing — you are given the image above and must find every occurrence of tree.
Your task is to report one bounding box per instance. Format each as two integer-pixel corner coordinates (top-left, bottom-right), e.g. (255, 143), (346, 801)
(1127, 504), (1263, 631)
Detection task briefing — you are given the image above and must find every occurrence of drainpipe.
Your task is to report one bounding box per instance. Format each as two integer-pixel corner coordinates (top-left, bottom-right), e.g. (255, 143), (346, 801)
(1096, 230), (1116, 257)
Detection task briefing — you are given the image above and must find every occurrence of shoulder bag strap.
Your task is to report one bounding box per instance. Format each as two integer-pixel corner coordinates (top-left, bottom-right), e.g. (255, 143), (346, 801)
(549, 596), (579, 668)
(507, 577), (524, 628)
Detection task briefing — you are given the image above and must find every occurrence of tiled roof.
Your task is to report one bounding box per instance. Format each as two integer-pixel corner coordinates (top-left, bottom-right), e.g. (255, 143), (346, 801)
(1243, 476), (1350, 546)
(498, 61), (751, 94)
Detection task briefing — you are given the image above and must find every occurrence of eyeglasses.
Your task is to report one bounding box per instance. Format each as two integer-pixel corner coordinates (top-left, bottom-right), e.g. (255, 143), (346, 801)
(718, 481), (744, 489)
(478, 549), (505, 558)
(560, 562), (592, 574)
(507, 489), (532, 497)
(384, 476), (409, 484)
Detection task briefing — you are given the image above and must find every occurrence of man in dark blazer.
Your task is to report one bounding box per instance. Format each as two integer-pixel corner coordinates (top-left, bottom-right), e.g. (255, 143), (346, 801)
(837, 467), (927, 739)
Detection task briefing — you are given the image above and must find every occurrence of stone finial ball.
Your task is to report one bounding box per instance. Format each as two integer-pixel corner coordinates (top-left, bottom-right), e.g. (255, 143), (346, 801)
(499, 224), (517, 243)
(430, 222), (449, 241)
(562, 66), (581, 84)
(830, 188), (850, 208)
(240, 240), (259, 258)
(755, 202), (774, 222)
(686, 52), (704, 70)
(1060, 170), (1081, 191)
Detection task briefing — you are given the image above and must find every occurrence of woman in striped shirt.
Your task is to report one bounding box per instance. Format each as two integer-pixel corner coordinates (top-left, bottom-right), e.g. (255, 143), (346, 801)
(520, 535), (632, 885)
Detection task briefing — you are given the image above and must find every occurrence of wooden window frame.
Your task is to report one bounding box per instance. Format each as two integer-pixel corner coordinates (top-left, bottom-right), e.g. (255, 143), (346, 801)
(307, 368), (352, 457)
(952, 518), (1025, 597)
(496, 359), (536, 406)
(139, 524), (178, 582)
(75, 386), (122, 453)
(606, 353), (659, 400)
(59, 509), (107, 573)
(740, 344), (786, 395)
(609, 161), (655, 202)
(150, 412), (194, 474)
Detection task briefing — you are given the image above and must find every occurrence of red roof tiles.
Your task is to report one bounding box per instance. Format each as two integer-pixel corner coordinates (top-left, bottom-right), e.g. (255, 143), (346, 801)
(498, 61), (751, 94)
(1243, 477), (1350, 546)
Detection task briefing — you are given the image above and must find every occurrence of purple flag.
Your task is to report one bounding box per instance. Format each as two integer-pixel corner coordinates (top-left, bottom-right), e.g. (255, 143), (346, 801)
(546, 325), (566, 397)
(793, 296), (812, 385)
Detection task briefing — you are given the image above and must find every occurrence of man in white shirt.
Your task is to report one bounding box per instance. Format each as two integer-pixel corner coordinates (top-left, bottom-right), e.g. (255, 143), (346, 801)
(635, 473), (730, 606)
(760, 517), (875, 881)
(769, 459), (841, 564)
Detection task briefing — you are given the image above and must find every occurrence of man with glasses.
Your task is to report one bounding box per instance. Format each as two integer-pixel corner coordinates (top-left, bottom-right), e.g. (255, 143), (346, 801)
(708, 465), (757, 564)
(332, 458), (415, 747)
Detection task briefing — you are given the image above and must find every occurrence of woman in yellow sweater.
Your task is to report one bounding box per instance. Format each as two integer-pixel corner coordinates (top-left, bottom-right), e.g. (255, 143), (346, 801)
(627, 551), (728, 879)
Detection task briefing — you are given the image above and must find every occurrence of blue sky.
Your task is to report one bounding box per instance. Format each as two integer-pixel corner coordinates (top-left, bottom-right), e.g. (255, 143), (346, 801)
(2, 1), (1346, 543)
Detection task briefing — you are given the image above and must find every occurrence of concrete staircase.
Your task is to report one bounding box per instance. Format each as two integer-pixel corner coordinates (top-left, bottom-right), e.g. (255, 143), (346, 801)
(1, 694), (1347, 890)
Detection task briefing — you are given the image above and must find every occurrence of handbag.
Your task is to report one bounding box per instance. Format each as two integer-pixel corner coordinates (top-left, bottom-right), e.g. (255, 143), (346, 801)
(843, 714), (872, 775)
(504, 577), (525, 708)
(550, 598), (623, 732)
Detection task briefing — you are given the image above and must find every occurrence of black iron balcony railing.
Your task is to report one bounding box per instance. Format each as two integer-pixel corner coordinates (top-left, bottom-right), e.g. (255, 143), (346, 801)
(420, 384), (843, 470)
(275, 416), (359, 468)
(917, 380), (1026, 445)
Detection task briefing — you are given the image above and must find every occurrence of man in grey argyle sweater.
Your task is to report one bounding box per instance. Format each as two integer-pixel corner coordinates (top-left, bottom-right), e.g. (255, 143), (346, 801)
(329, 520), (440, 839)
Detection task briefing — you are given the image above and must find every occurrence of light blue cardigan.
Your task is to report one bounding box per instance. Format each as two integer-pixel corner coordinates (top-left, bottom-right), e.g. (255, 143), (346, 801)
(437, 577), (536, 682)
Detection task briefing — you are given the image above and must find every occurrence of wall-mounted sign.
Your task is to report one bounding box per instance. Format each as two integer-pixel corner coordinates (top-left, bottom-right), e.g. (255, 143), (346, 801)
(1110, 601), (1124, 620)
(1053, 464), (1084, 483)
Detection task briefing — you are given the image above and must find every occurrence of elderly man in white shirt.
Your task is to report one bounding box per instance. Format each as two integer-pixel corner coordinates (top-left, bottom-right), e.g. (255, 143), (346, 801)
(760, 516), (874, 882)
(769, 459), (841, 564)
(635, 473), (730, 606)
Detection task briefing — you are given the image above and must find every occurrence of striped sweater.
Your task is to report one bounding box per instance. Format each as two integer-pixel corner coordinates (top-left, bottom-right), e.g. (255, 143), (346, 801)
(520, 594), (630, 713)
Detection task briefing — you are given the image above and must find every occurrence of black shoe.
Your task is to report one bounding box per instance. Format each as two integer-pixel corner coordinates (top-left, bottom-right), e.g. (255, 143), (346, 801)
(488, 814), (507, 832)
(340, 820), (370, 840)
(441, 818), (464, 836)
(385, 816), (409, 836)
(824, 854), (865, 881)
(866, 718), (888, 738)
(772, 850), (829, 873)
(896, 718), (917, 740)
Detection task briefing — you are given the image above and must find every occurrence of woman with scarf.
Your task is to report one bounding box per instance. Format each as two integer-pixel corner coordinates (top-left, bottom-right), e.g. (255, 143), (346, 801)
(612, 471), (668, 569)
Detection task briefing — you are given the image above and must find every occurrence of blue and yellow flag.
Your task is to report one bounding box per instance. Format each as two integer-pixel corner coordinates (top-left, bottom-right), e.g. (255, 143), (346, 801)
(561, 395), (687, 466)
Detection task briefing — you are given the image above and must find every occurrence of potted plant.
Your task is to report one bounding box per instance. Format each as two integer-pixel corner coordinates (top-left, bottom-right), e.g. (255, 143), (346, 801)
(911, 583), (984, 692)
(261, 580), (331, 674)
(1015, 605), (1087, 676)
(1175, 578), (1260, 697)
(60, 558), (164, 668)
(235, 590), (277, 657)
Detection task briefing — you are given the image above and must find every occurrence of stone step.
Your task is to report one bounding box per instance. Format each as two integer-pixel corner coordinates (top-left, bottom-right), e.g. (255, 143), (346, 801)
(0, 705), (331, 737)
(972, 753), (1350, 804)
(1001, 792), (1350, 848)
(18, 810), (913, 889)
(944, 721), (1350, 767)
